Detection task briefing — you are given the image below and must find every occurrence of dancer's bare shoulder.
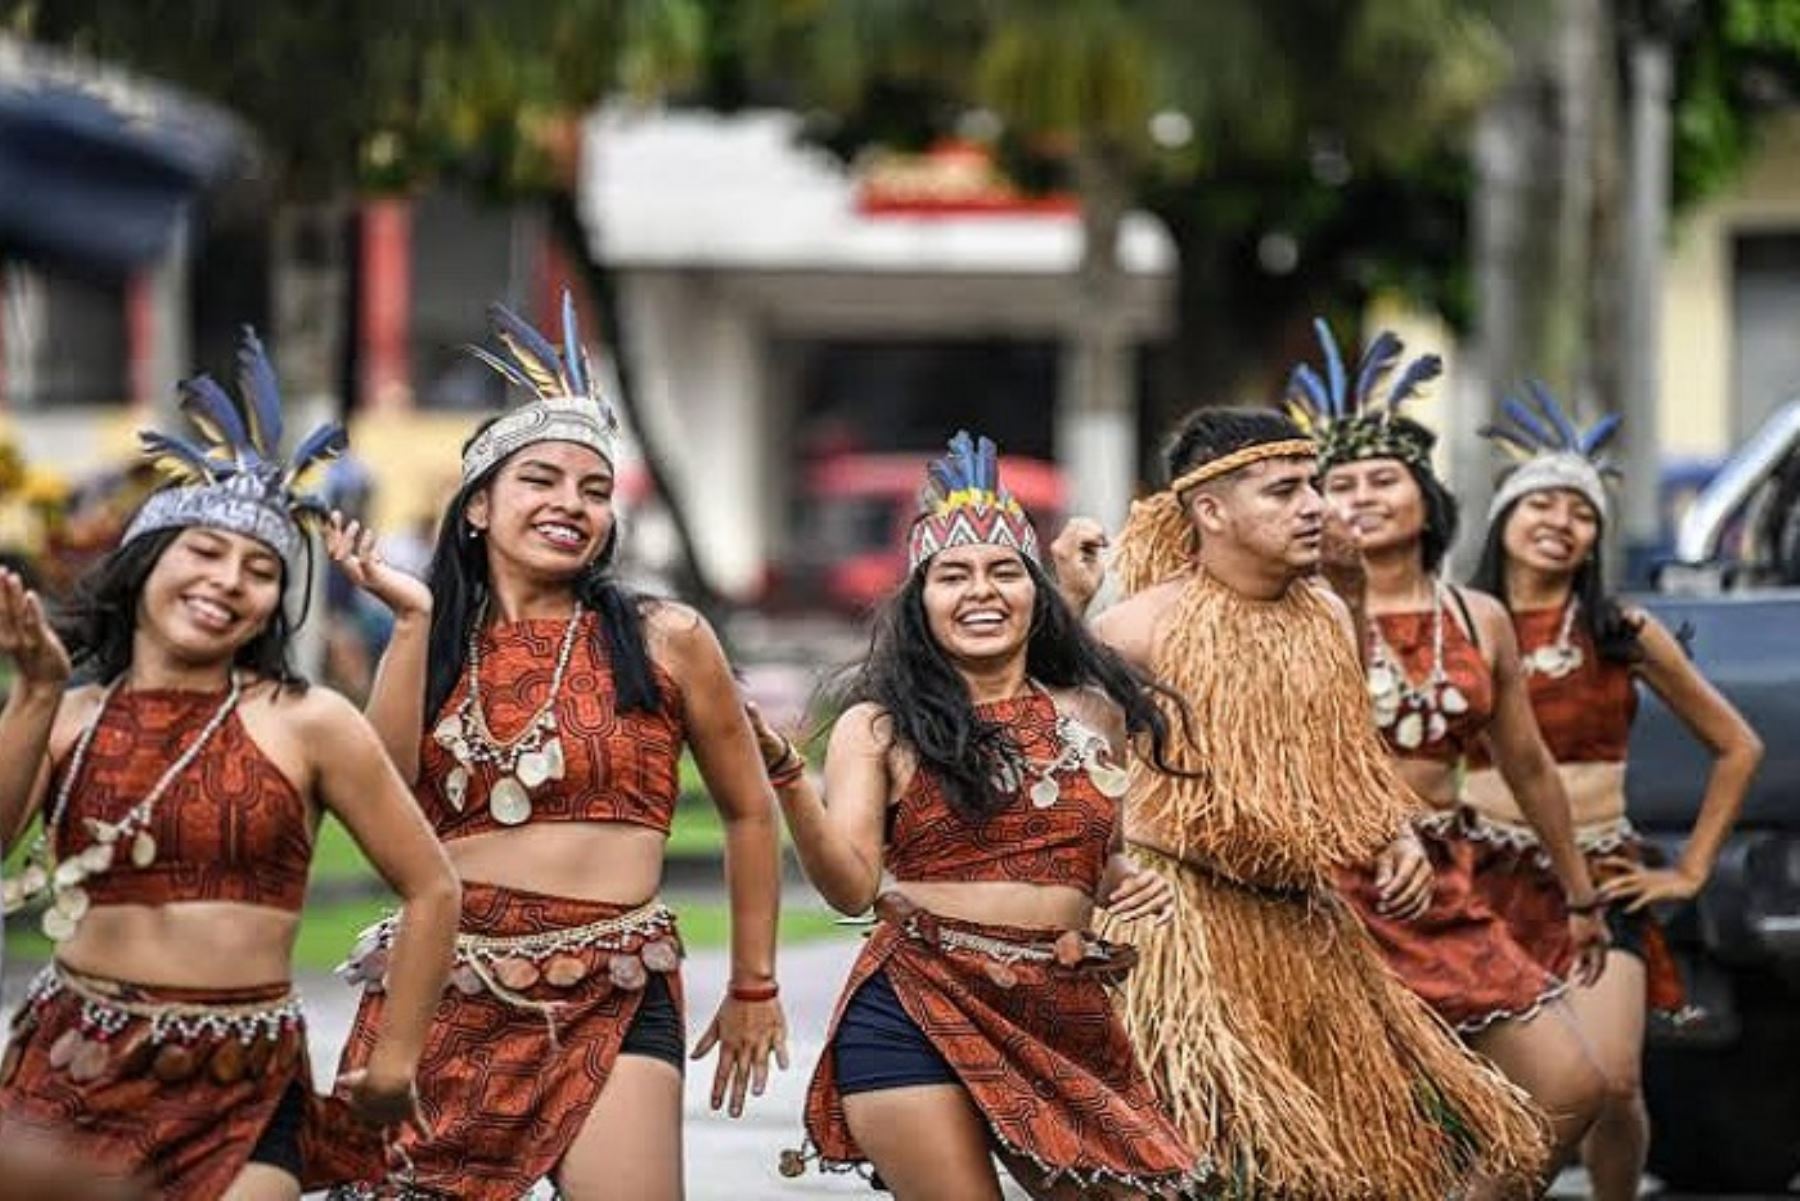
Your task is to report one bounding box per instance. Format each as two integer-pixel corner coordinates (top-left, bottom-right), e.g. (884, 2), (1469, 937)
(1091, 578), (1187, 671)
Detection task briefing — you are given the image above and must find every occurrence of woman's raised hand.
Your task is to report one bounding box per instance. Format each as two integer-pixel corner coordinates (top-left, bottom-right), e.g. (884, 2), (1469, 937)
(0, 569), (70, 689)
(326, 512), (432, 621)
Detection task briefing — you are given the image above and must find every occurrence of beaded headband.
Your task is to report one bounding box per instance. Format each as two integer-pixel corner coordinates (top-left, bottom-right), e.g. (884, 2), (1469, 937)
(462, 289), (620, 485)
(123, 327), (347, 563)
(1482, 380), (1621, 523)
(907, 431), (1041, 571)
(1285, 318), (1442, 472)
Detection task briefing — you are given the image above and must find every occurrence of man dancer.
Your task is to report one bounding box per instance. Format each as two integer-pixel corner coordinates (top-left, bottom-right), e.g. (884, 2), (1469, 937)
(1057, 407), (1547, 1200)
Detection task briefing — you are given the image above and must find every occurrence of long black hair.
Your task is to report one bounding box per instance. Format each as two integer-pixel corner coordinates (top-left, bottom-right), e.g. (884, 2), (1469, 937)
(56, 527), (304, 689)
(422, 424), (662, 724)
(1469, 496), (1643, 663)
(844, 553), (1187, 822)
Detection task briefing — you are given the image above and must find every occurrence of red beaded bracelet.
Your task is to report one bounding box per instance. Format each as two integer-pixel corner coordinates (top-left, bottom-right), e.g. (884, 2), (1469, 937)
(767, 755), (807, 789)
(729, 981), (780, 1002)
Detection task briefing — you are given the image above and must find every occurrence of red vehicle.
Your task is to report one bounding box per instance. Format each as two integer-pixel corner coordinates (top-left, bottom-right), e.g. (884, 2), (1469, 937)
(785, 452), (1066, 614)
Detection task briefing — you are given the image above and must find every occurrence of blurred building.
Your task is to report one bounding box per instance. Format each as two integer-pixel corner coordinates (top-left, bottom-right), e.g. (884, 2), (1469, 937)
(578, 106), (1175, 598)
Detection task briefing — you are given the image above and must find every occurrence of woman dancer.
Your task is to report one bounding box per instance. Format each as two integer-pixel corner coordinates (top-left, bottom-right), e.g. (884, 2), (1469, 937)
(760, 433), (1200, 1199)
(322, 293), (787, 1200)
(1467, 388), (1762, 1201)
(0, 330), (459, 1199)
(1294, 322), (1612, 1177)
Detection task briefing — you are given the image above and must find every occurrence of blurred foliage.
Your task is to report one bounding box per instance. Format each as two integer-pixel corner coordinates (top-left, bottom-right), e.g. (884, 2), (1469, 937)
(3, 0), (706, 195)
(732, 0), (1530, 415)
(1673, 0), (1800, 208)
(13, 0), (1800, 421)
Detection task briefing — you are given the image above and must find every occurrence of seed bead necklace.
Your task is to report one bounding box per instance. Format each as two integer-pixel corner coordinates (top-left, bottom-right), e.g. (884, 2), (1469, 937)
(988, 681), (1131, 807)
(1521, 599), (1584, 679)
(1365, 581), (1470, 751)
(433, 600), (584, 825)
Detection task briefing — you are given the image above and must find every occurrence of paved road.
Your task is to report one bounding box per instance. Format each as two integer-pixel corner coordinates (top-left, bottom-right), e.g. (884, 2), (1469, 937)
(3, 937), (1788, 1198)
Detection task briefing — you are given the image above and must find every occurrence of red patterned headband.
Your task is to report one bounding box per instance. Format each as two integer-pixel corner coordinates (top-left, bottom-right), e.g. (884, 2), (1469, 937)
(906, 431), (1042, 572)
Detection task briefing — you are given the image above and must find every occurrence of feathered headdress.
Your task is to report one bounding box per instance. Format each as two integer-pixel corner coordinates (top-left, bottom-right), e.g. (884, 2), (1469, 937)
(462, 289), (620, 484)
(123, 327), (347, 563)
(907, 431), (1041, 571)
(1482, 380), (1621, 523)
(1285, 318), (1442, 471)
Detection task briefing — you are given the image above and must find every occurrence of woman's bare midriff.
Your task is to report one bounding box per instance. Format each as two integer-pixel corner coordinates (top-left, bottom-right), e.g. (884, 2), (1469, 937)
(1397, 758), (1460, 810)
(890, 880), (1096, 933)
(444, 821), (669, 904)
(56, 902), (301, 989)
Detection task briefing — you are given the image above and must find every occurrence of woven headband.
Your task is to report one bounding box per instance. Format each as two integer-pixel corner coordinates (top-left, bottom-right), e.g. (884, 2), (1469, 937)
(1169, 438), (1319, 493)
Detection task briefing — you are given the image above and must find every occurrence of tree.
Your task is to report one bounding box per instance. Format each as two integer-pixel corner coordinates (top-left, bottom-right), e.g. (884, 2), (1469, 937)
(8, 0), (727, 607)
(738, 0), (1528, 438)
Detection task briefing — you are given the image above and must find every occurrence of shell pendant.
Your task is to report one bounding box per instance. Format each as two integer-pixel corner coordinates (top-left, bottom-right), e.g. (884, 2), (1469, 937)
(1087, 761), (1130, 799)
(445, 766), (469, 812)
(516, 749), (551, 790)
(1394, 711), (1425, 750)
(490, 776), (534, 826)
(41, 906), (77, 942)
(131, 831), (157, 868)
(1438, 685), (1469, 716)
(1029, 775), (1061, 809)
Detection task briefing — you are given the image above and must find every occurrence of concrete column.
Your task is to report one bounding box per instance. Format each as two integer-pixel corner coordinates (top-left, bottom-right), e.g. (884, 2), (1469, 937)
(1621, 34), (1673, 581)
(1057, 326), (1136, 528)
(618, 272), (767, 600)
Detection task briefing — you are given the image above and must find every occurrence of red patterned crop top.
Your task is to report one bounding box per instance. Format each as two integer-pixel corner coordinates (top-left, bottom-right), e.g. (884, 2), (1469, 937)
(50, 688), (313, 912)
(419, 614), (687, 840)
(1371, 604), (1496, 763)
(1467, 607), (1636, 771)
(884, 692), (1118, 895)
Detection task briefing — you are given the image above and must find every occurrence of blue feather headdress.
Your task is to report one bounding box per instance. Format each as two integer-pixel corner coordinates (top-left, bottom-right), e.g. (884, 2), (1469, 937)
(1482, 380), (1621, 523)
(461, 289), (620, 484)
(1284, 318), (1443, 471)
(907, 431), (1040, 571)
(123, 327), (347, 563)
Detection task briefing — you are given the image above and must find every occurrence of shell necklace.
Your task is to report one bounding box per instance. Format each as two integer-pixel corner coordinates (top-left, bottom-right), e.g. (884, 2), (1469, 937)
(2, 672), (243, 941)
(1522, 599), (1584, 679)
(1365, 582), (1470, 751)
(433, 600), (584, 826)
(989, 682), (1132, 808)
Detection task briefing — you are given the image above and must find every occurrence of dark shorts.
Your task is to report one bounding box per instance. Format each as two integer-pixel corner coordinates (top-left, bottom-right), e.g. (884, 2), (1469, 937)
(247, 1079), (306, 1176)
(832, 969), (957, 1095)
(618, 972), (685, 1072)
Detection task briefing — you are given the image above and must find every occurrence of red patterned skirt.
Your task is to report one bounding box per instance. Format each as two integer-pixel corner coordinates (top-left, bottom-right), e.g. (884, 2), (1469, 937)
(794, 894), (1204, 1198)
(316, 881), (685, 1200)
(0, 963), (333, 1199)
(1341, 814), (1565, 1033)
(1471, 836), (1686, 1014)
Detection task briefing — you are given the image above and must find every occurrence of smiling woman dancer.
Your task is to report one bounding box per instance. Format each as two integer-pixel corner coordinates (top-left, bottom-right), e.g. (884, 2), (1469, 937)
(1295, 322), (1611, 1181)
(1465, 388), (1762, 1201)
(0, 329), (460, 1200)
(762, 433), (1202, 1200)
(320, 293), (787, 1201)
